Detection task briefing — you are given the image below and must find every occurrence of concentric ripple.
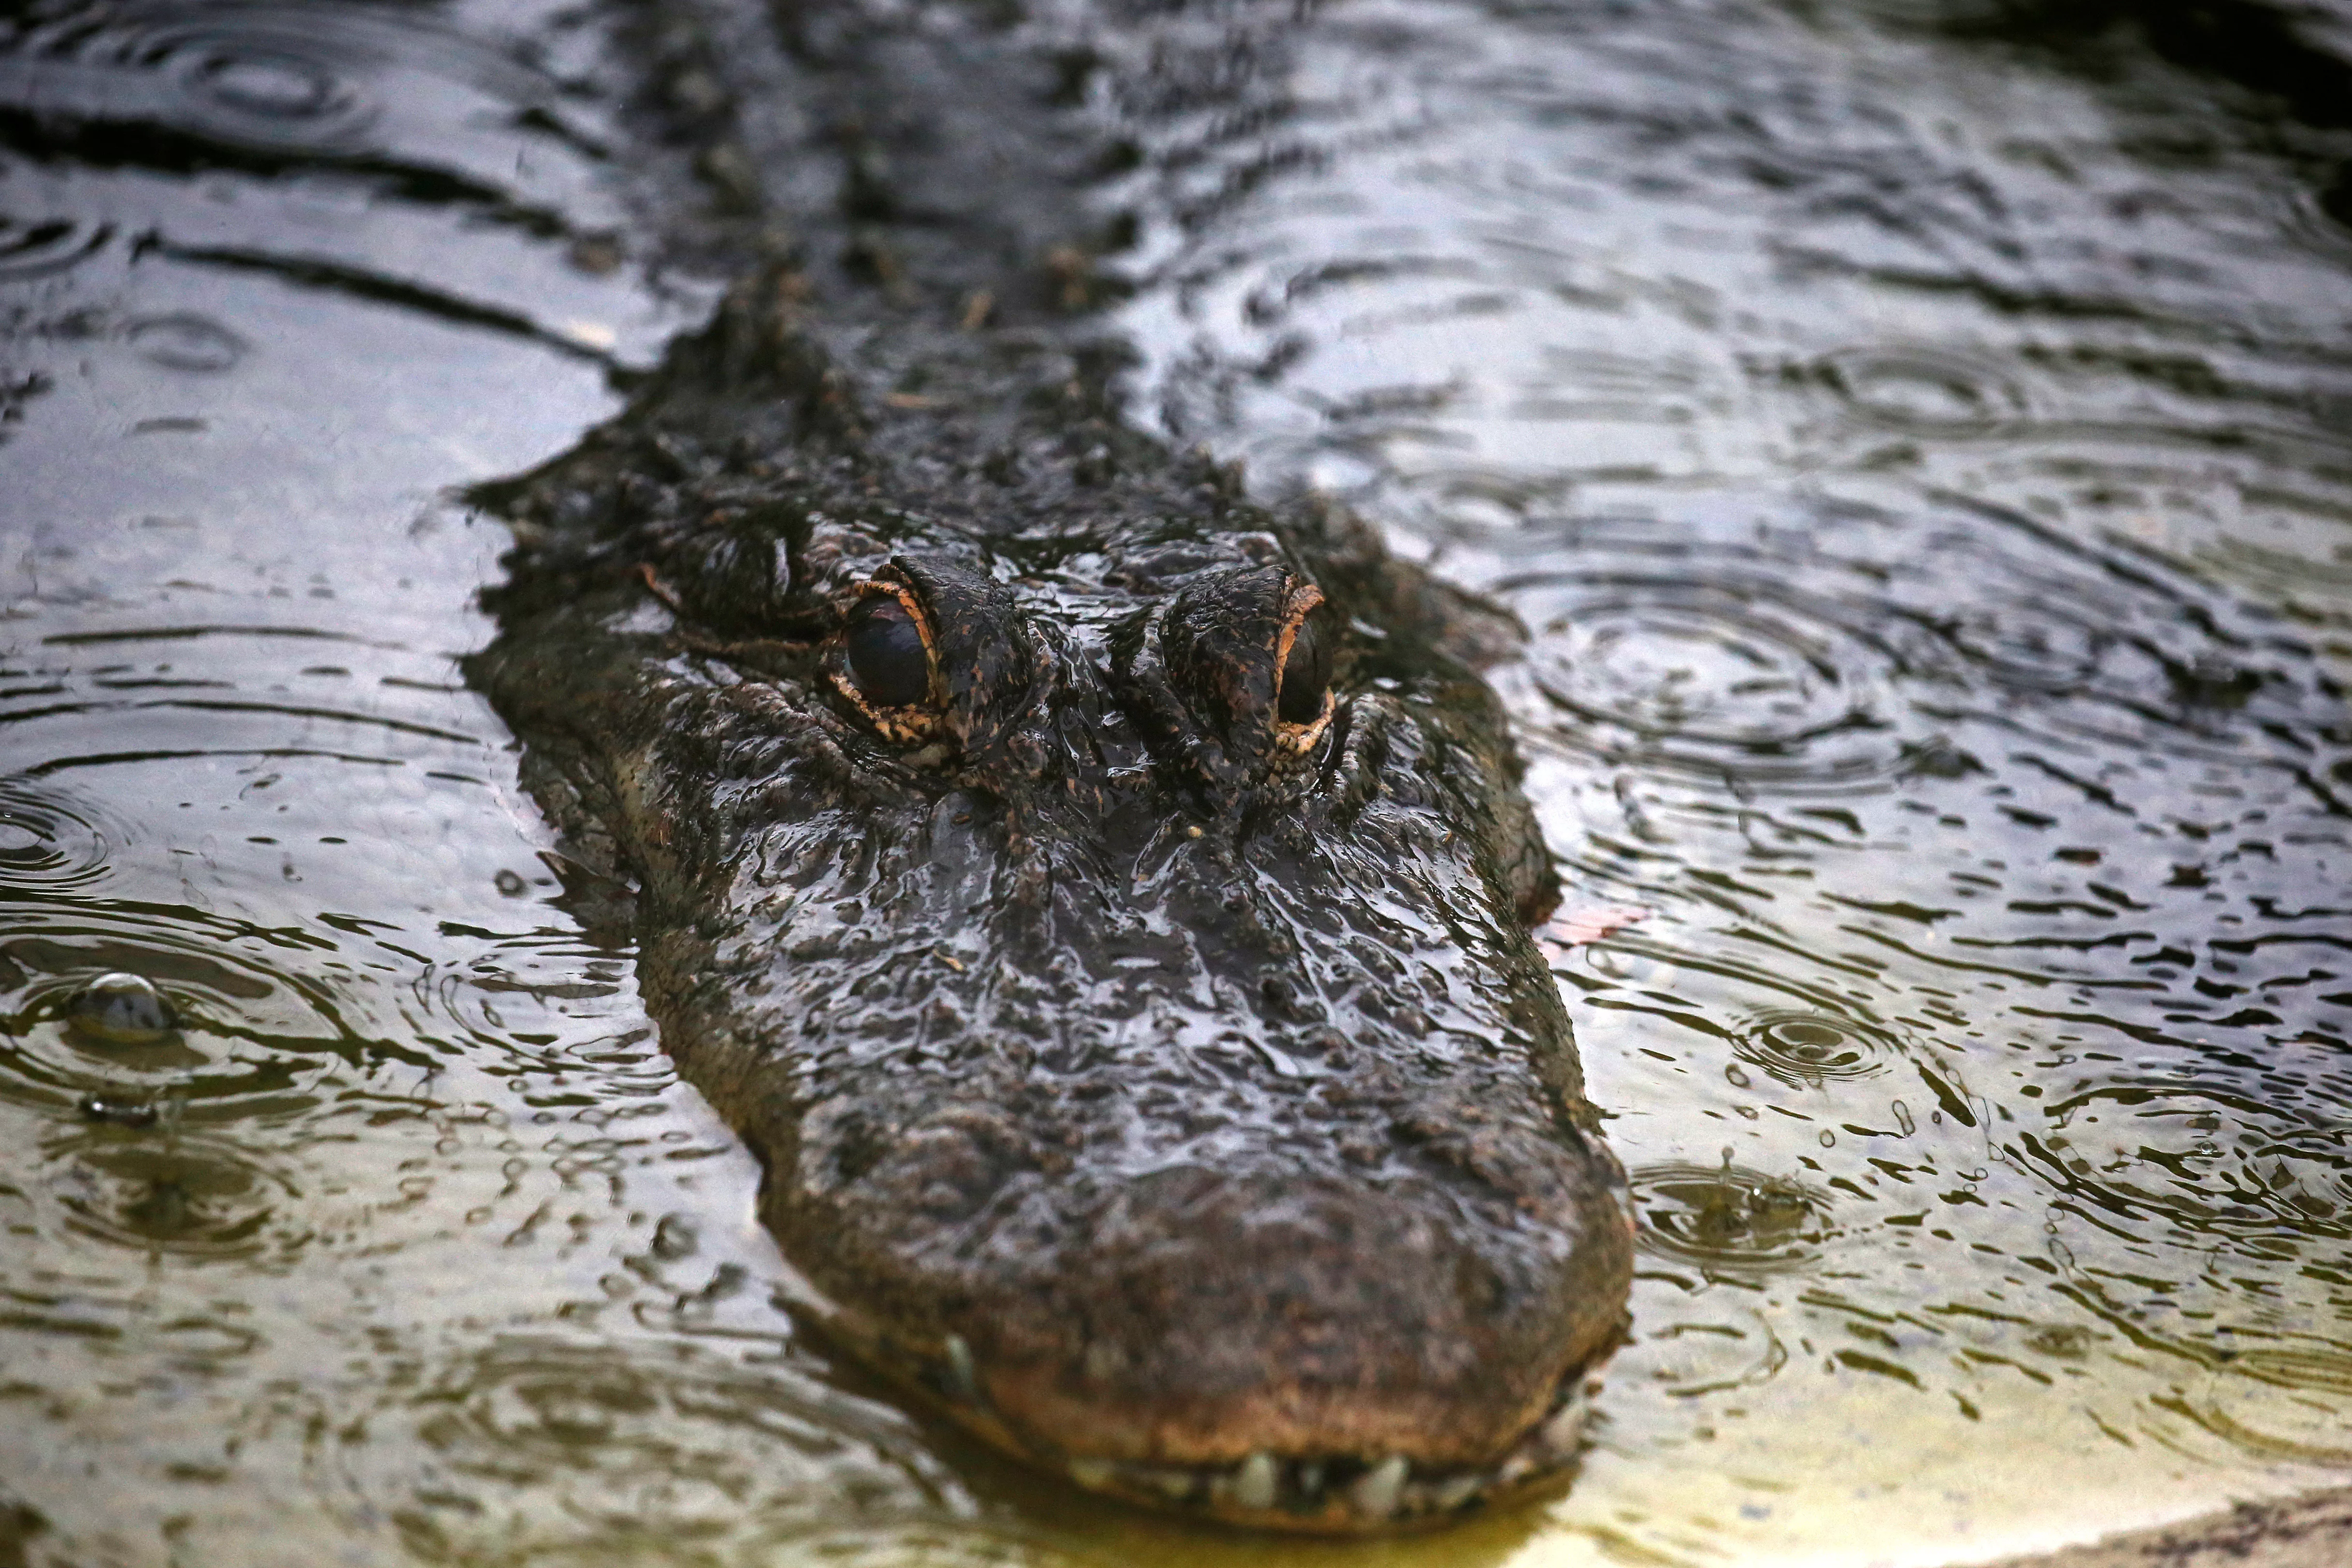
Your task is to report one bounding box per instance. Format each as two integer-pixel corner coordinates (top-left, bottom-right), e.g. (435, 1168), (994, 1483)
(0, 3), (383, 154)
(1732, 1008), (1897, 1087)
(0, 919), (368, 1122)
(122, 311), (248, 372)
(1630, 1162), (1836, 1277)
(0, 780), (122, 892)
(1506, 570), (1911, 791)
(1937, 593), (2114, 697)
(1814, 345), (2029, 438)
(43, 1125), (304, 1262)
(0, 214), (112, 282)
(336, 1337), (976, 1557)
(2190, 1349), (2352, 1468)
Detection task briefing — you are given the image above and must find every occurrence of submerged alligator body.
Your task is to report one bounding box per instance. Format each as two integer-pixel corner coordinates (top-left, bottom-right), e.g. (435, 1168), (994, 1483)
(467, 0), (1634, 1533)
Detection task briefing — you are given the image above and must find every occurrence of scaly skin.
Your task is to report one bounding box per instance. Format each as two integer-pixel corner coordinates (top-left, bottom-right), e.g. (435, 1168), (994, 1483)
(466, 265), (1633, 1531)
(467, 0), (1633, 1521)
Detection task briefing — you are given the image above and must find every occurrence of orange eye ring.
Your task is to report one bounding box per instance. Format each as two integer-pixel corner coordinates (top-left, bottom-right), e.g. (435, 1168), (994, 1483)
(830, 580), (947, 743)
(1273, 581), (1335, 755)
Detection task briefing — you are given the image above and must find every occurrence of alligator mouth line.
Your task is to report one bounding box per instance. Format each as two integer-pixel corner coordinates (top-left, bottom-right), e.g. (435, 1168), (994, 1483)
(901, 1335), (1620, 1533)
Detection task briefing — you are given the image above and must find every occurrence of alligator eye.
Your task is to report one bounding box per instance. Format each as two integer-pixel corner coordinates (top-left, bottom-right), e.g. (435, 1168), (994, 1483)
(1277, 616), (1330, 726)
(830, 582), (947, 742)
(846, 598), (933, 708)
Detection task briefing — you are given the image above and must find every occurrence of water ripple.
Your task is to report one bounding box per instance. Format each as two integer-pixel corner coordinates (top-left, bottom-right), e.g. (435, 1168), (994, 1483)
(330, 1337), (986, 1561)
(0, 213), (112, 281)
(0, 911), (379, 1121)
(1733, 1008), (1896, 1087)
(1630, 1161), (1836, 1278)
(43, 1123), (305, 1262)
(0, 779), (124, 892)
(1814, 345), (2031, 438)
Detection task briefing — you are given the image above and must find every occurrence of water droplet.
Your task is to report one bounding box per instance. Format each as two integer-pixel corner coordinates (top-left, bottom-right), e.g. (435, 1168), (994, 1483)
(1734, 1009), (1895, 1087)
(67, 972), (178, 1046)
(0, 215), (112, 281)
(1816, 345), (2028, 437)
(1631, 1162), (1835, 1276)
(124, 313), (248, 373)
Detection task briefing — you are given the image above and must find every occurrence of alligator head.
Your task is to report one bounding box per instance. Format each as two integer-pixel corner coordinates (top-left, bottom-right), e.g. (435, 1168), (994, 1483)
(467, 272), (1634, 1532)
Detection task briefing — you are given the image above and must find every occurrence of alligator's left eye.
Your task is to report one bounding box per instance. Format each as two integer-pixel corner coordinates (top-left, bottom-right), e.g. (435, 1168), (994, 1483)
(830, 582), (945, 741)
(1277, 613), (1331, 727)
(846, 597), (934, 708)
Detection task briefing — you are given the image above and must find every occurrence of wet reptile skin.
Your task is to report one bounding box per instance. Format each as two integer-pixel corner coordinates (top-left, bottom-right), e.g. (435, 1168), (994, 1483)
(464, 0), (1634, 1533)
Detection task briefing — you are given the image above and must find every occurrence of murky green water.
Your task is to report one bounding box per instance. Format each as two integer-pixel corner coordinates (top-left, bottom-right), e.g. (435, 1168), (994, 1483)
(2, 0), (2348, 1564)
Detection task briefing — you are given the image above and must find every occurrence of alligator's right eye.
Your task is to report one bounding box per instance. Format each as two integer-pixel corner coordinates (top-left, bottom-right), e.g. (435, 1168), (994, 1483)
(830, 583), (946, 742)
(1277, 615), (1331, 726)
(846, 598), (933, 708)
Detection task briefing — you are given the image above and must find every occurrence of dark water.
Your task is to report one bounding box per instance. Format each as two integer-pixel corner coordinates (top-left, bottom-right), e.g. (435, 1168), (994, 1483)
(2, 0), (2348, 1564)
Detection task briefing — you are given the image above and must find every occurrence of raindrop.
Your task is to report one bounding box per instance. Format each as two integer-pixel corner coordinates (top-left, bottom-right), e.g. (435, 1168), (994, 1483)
(0, 215), (111, 282)
(1631, 1162), (1835, 1276)
(1816, 345), (2028, 437)
(0, 925), (360, 1119)
(1734, 1009), (1895, 1087)
(67, 972), (178, 1046)
(124, 313), (248, 373)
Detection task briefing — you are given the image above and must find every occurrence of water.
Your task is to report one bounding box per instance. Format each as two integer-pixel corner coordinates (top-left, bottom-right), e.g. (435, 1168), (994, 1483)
(2, 0), (2348, 1564)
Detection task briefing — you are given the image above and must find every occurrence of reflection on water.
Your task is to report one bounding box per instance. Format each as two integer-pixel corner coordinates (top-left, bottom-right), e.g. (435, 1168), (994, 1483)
(1096, 0), (2352, 1558)
(2, 0), (2349, 1564)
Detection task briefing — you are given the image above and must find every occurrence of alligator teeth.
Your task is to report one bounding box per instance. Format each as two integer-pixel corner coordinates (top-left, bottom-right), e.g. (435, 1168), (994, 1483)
(943, 1333), (979, 1403)
(1234, 1450), (1277, 1511)
(1539, 1399), (1585, 1455)
(1431, 1472), (1485, 1512)
(1150, 1467), (1196, 1502)
(1294, 1459), (1325, 1500)
(1350, 1455), (1407, 1520)
(1068, 1457), (1114, 1490)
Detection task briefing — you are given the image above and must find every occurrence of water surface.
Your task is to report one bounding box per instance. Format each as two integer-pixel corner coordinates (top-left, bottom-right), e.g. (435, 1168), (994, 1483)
(3, 0), (2349, 1564)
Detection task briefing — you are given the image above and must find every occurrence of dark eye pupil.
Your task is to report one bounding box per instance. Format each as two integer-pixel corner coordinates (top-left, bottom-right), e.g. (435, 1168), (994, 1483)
(1278, 620), (1330, 725)
(846, 601), (932, 708)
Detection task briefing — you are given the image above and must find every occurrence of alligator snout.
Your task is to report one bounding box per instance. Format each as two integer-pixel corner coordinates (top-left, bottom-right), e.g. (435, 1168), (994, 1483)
(768, 741), (1638, 1534)
(795, 1071), (1632, 1529)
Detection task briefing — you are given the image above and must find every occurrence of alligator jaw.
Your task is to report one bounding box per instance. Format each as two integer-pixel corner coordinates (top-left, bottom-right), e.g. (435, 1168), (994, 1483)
(870, 1322), (1623, 1533)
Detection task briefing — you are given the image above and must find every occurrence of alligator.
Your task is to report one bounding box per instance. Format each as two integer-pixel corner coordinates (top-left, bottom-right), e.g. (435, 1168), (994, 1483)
(462, 0), (1634, 1534)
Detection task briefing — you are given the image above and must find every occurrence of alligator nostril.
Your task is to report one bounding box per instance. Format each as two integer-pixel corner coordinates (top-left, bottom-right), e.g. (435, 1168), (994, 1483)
(940, 1152), (1629, 1491)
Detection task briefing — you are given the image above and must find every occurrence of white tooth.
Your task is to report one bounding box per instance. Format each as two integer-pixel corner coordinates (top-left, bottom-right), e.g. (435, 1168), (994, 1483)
(944, 1334), (978, 1403)
(1540, 1397), (1588, 1454)
(1495, 1453), (1535, 1487)
(1295, 1460), (1325, 1499)
(1069, 1457), (1115, 1490)
(1235, 1451), (1277, 1511)
(1351, 1456), (1407, 1520)
(1152, 1468), (1196, 1502)
(1432, 1473), (1484, 1512)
